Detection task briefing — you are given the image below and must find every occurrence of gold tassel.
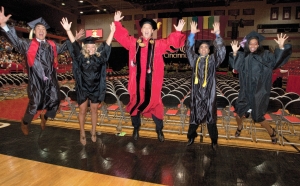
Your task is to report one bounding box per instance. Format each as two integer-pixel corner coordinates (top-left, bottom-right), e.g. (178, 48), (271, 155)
(202, 55), (209, 87)
(29, 29), (34, 40)
(137, 38), (145, 47)
(157, 22), (162, 30)
(194, 57), (201, 84)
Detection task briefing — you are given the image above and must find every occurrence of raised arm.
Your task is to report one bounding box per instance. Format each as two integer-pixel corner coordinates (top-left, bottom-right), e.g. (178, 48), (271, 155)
(60, 17), (76, 43)
(185, 21), (200, 68)
(159, 19), (186, 53)
(75, 29), (85, 41)
(211, 22), (225, 68)
(272, 33), (292, 69)
(211, 22), (220, 35)
(0, 6), (11, 28)
(231, 40), (240, 57)
(274, 33), (288, 49)
(229, 40), (244, 71)
(0, 6), (30, 54)
(113, 11), (135, 49)
(106, 22), (115, 45)
(174, 19), (185, 32)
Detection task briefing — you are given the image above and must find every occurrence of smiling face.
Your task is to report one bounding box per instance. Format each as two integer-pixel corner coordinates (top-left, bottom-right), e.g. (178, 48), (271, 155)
(198, 43), (210, 57)
(85, 43), (96, 55)
(141, 23), (154, 40)
(248, 38), (259, 53)
(33, 24), (47, 40)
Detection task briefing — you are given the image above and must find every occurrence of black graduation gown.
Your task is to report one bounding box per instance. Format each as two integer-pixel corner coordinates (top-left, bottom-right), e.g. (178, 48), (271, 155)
(71, 41), (111, 105)
(229, 45), (292, 122)
(1, 26), (68, 117)
(186, 36), (226, 125)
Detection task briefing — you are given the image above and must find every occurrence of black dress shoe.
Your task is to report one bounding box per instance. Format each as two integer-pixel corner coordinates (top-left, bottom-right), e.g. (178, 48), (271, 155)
(133, 128), (139, 141)
(187, 132), (198, 146)
(211, 143), (218, 151)
(187, 137), (195, 146)
(156, 130), (164, 142)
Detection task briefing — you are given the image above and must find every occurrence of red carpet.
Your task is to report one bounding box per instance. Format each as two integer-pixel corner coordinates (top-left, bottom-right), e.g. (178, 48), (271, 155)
(0, 97), (41, 121)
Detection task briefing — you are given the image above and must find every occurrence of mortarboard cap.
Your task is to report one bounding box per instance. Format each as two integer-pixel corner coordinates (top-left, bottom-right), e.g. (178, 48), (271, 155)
(195, 40), (212, 48)
(139, 18), (157, 30)
(245, 31), (265, 42)
(27, 17), (50, 29)
(81, 36), (98, 44)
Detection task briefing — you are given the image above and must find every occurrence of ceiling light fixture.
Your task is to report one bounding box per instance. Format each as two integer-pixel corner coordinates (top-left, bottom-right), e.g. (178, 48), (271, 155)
(103, 9), (106, 11)
(96, 9), (100, 12)
(61, 2), (65, 5)
(80, 11), (83, 14)
(79, 1), (83, 3)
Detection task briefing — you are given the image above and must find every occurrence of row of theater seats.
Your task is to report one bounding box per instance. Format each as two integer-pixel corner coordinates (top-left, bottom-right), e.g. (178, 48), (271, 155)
(282, 59), (300, 76)
(0, 62), (24, 74)
(56, 72), (193, 132)
(0, 73), (28, 100)
(53, 72), (300, 147)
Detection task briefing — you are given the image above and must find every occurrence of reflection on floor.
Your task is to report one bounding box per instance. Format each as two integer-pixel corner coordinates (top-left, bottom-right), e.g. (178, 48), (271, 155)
(0, 120), (300, 185)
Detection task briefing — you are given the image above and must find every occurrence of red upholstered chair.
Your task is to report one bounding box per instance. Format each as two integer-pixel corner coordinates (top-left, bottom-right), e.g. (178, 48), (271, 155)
(162, 93), (183, 134)
(215, 94), (231, 139)
(99, 83), (125, 132)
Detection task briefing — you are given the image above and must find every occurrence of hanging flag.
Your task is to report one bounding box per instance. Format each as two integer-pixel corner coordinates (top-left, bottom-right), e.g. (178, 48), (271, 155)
(197, 16), (203, 40)
(135, 16), (228, 40)
(208, 16), (215, 40)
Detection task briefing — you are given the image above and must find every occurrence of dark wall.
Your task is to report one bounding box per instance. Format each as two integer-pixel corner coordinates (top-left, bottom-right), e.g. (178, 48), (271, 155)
(108, 47), (129, 71)
(1, 0), (76, 34)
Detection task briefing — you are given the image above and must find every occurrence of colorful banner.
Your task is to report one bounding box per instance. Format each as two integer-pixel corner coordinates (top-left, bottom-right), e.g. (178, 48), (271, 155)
(135, 16), (228, 40)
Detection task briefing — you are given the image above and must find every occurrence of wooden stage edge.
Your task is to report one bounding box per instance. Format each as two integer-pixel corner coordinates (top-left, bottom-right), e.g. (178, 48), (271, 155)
(0, 154), (161, 186)
(1, 117), (299, 153)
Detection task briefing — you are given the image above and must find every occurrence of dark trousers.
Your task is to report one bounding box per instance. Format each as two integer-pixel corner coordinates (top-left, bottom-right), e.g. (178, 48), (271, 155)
(187, 123), (218, 144)
(131, 114), (163, 131)
(207, 123), (218, 144)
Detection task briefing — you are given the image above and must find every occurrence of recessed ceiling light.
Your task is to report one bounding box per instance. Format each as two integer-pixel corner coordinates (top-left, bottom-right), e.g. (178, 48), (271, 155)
(80, 11), (83, 14)
(103, 9), (106, 11)
(62, 2), (65, 5)
(96, 9), (100, 12)
(79, 1), (83, 3)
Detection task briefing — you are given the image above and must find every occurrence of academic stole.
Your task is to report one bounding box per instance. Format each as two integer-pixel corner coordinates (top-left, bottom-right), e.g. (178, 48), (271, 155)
(130, 37), (155, 114)
(194, 55), (209, 87)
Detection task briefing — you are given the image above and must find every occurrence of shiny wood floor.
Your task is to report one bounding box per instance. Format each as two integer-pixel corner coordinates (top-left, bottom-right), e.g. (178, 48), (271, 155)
(0, 154), (160, 186)
(1, 117), (300, 186)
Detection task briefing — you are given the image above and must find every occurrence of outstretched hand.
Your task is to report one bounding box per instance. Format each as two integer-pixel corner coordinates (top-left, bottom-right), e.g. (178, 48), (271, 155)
(174, 19), (185, 32)
(274, 33), (288, 48)
(114, 11), (124, 22)
(60, 17), (72, 31)
(110, 22), (116, 33)
(190, 21), (200, 34)
(211, 22), (220, 35)
(75, 29), (85, 41)
(230, 40), (240, 53)
(0, 6), (12, 27)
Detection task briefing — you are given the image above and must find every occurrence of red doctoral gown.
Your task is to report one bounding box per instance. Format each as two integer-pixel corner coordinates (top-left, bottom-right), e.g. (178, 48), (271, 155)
(114, 21), (186, 119)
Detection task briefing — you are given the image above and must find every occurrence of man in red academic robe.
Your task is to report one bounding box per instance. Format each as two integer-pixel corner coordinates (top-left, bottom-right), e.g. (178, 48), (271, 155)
(0, 6), (70, 135)
(113, 11), (186, 141)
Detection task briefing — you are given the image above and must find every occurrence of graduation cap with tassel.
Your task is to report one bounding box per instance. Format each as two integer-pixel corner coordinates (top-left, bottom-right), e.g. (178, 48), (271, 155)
(27, 17), (50, 39)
